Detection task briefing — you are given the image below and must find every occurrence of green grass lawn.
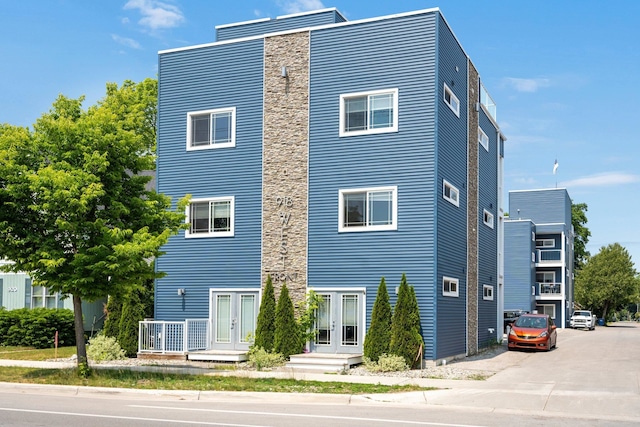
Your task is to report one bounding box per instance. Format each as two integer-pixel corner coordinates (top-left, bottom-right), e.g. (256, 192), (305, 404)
(0, 346), (431, 394)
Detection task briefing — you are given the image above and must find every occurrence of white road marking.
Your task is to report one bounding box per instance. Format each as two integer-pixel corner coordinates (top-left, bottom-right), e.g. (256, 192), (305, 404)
(0, 407), (267, 426)
(131, 404), (488, 427)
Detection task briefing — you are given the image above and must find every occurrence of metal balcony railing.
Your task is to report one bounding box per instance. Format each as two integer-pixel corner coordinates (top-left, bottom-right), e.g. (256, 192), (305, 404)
(537, 249), (562, 263)
(538, 282), (562, 295)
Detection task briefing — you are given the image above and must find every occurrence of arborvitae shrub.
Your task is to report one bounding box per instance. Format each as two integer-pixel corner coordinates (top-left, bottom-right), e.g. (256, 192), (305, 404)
(273, 284), (301, 359)
(254, 275), (276, 351)
(102, 295), (122, 338)
(363, 277), (392, 362)
(389, 273), (424, 368)
(118, 287), (146, 357)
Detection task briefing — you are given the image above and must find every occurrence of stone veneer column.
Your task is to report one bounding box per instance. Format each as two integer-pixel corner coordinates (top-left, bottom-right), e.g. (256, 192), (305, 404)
(262, 32), (310, 305)
(467, 61), (479, 356)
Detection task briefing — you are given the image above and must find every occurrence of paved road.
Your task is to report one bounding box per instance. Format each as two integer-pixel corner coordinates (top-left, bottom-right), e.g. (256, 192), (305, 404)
(0, 322), (639, 426)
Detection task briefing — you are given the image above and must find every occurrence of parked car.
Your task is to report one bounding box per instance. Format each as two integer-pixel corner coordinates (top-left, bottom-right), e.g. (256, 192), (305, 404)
(569, 310), (597, 330)
(504, 309), (529, 333)
(508, 313), (557, 351)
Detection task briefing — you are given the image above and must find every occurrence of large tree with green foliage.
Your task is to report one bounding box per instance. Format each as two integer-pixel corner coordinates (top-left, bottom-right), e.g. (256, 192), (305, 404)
(363, 277), (392, 362)
(389, 274), (423, 368)
(575, 243), (639, 322)
(254, 275), (276, 351)
(0, 79), (187, 371)
(571, 202), (591, 271)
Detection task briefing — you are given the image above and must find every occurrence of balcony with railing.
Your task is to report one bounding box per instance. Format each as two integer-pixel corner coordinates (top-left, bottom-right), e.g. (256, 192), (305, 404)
(480, 83), (497, 122)
(536, 282), (563, 299)
(537, 249), (562, 264)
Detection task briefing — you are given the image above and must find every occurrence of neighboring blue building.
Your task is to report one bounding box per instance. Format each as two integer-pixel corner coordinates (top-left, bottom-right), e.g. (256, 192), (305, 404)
(504, 188), (575, 328)
(147, 7), (506, 364)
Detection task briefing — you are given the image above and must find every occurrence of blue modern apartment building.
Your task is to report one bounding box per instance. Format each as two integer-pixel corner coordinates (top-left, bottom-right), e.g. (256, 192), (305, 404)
(504, 188), (575, 328)
(148, 7), (505, 364)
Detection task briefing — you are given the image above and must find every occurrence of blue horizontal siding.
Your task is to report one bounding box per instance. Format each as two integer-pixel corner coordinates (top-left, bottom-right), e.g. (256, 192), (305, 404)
(504, 220), (536, 312)
(156, 39), (264, 321)
(509, 188), (571, 225)
(308, 11), (439, 359)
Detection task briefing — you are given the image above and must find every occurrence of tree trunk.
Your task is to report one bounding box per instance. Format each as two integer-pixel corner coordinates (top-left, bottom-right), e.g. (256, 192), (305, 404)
(72, 294), (88, 368)
(602, 303), (609, 325)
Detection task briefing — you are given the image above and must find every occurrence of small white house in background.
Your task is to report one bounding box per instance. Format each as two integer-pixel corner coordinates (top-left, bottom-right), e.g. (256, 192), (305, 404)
(0, 260), (105, 333)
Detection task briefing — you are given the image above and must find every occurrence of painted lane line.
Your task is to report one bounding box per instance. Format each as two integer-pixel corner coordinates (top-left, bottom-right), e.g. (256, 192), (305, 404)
(131, 405), (488, 427)
(0, 407), (268, 427)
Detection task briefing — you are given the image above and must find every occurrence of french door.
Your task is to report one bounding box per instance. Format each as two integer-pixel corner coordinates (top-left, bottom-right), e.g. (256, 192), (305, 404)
(312, 290), (364, 354)
(210, 290), (259, 351)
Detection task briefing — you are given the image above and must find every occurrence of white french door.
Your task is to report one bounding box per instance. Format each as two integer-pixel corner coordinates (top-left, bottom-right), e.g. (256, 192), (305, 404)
(312, 290), (364, 354)
(210, 290), (259, 351)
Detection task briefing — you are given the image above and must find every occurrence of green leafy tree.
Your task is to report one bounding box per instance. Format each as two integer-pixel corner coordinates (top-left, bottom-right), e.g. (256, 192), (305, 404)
(254, 275), (276, 351)
(575, 243), (639, 322)
(0, 79), (188, 371)
(363, 277), (392, 362)
(274, 284), (301, 359)
(390, 274), (423, 368)
(572, 202), (591, 271)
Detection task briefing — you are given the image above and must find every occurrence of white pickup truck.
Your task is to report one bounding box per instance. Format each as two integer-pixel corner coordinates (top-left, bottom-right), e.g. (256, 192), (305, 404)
(570, 310), (597, 330)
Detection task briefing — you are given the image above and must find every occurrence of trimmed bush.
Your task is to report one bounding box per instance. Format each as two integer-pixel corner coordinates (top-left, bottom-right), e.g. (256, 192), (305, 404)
(274, 284), (301, 359)
(390, 273), (424, 368)
(363, 277), (392, 362)
(363, 353), (409, 372)
(87, 334), (126, 362)
(254, 275), (276, 352)
(0, 308), (75, 348)
(247, 346), (285, 371)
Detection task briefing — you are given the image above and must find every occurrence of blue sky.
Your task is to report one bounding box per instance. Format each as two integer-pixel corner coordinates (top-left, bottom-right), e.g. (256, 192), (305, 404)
(1, 0), (639, 269)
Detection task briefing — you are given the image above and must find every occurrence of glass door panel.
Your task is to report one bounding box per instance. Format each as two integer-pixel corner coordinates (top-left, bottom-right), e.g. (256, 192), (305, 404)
(216, 294), (231, 343)
(315, 294), (332, 346)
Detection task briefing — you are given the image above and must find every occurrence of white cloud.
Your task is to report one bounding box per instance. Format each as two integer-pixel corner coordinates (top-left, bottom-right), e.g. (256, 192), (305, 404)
(277, 0), (325, 14)
(124, 0), (185, 30)
(560, 172), (640, 188)
(111, 34), (141, 49)
(503, 77), (551, 93)
(253, 9), (262, 17)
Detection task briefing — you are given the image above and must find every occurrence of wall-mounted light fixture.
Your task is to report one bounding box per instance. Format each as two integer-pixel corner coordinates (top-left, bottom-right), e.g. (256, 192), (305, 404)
(177, 288), (186, 296)
(281, 66), (288, 78)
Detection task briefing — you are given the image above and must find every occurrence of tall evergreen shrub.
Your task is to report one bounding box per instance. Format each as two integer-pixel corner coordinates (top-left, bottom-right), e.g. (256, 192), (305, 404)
(274, 284), (301, 359)
(363, 277), (392, 362)
(118, 287), (145, 357)
(389, 273), (424, 368)
(254, 275), (276, 351)
(102, 295), (122, 338)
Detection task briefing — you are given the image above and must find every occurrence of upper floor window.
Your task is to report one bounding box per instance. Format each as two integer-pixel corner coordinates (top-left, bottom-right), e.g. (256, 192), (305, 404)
(339, 89), (398, 137)
(478, 127), (489, 151)
(186, 197), (234, 238)
(339, 186), (397, 232)
(443, 180), (459, 207)
(535, 239), (555, 248)
(443, 276), (459, 297)
(483, 209), (494, 229)
(443, 83), (460, 117)
(31, 285), (58, 309)
(187, 107), (236, 150)
(483, 285), (494, 301)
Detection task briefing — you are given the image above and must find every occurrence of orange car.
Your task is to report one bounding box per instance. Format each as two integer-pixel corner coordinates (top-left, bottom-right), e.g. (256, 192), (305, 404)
(508, 313), (557, 351)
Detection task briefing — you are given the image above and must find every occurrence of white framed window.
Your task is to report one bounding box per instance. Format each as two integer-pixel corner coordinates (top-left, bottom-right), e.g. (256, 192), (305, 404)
(443, 83), (460, 117)
(186, 107), (236, 150)
(339, 186), (397, 232)
(186, 197), (234, 238)
(478, 127), (489, 151)
(31, 285), (58, 309)
(339, 88), (398, 137)
(535, 238), (555, 248)
(443, 276), (459, 297)
(483, 285), (494, 301)
(483, 209), (494, 229)
(536, 304), (556, 319)
(532, 252), (536, 262)
(532, 231), (535, 241)
(443, 180), (459, 207)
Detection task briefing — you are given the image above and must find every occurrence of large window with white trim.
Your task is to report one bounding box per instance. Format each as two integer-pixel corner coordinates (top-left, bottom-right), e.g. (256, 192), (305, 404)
(443, 83), (460, 117)
(339, 89), (398, 137)
(187, 107), (236, 150)
(339, 186), (397, 232)
(31, 285), (58, 309)
(443, 276), (459, 297)
(443, 180), (459, 207)
(186, 197), (234, 238)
